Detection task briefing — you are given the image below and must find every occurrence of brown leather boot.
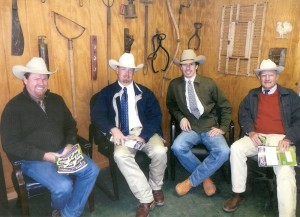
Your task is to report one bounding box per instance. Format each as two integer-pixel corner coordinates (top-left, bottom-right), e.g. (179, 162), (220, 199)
(175, 178), (192, 196)
(223, 193), (244, 212)
(203, 177), (216, 196)
(152, 190), (165, 206)
(136, 201), (155, 217)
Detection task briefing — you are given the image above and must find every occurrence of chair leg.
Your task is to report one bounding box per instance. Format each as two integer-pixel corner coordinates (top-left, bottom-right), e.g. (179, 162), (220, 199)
(0, 156), (8, 209)
(170, 150), (176, 180)
(109, 155), (119, 200)
(221, 161), (231, 184)
(19, 188), (30, 217)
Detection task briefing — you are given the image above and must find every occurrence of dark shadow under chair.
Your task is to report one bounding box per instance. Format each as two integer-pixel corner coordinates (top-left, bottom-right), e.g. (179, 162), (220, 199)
(10, 135), (95, 217)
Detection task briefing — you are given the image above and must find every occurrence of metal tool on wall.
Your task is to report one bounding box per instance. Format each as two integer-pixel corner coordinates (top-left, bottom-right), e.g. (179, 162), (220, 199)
(38, 36), (49, 70)
(140, 0), (152, 75)
(90, 35), (98, 80)
(11, 0), (24, 56)
(120, 0), (137, 19)
(148, 32), (169, 74)
(53, 12), (86, 119)
(103, 0), (114, 84)
(178, 0), (192, 28)
(188, 22), (202, 50)
(124, 28), (134, 53)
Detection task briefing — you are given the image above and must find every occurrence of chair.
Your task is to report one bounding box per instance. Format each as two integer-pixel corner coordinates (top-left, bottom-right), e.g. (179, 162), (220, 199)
(11, 135), (95, 217)
(89, 93), (166, 201)
(0, 153), (8, 209)
(169, 115), (235, 183)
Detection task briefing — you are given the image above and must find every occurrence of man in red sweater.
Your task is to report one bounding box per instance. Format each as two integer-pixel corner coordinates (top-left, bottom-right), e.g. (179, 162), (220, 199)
(223, 59), (300, 217)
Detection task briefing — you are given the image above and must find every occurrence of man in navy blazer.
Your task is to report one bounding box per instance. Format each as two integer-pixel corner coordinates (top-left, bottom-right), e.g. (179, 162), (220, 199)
(91, 52), (167, 217)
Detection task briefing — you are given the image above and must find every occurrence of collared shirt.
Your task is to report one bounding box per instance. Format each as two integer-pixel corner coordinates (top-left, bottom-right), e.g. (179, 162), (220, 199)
(184, 75), (204, 117)
(118, 82), (142, 131)
(262, 84), (277, 95)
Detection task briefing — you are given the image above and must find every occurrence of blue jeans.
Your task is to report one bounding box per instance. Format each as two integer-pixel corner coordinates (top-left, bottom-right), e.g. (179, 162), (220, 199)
(21, 154), (99, 217)
(171, 130), (229, 186)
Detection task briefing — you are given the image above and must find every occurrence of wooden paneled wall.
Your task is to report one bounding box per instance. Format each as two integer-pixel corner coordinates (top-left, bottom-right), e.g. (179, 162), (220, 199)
(0, 0), (299, 198)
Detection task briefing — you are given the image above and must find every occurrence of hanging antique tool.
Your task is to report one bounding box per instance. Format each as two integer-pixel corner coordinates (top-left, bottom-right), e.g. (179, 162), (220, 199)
(11, 0), (24, 56)
(38, 36), (49, 70)
(124, 28), (134, 53)
(178, 0), (192, 28)
(148, 32), (170, 73)
(121, 0), (137, 19)
(188, 22), (202, 50)
(53, 12), (86, 119)
(103, 0), (114, 84)
(90, 35), (98, 80)
(140, 0), (152, 75)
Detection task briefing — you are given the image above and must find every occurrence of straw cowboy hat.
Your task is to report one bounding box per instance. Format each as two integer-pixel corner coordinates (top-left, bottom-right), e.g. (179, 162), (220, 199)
(12, 57), (57, 79)
(109, 53), (143, 72)
(254, 59), (284, 75)
(174, 49), (206, 66)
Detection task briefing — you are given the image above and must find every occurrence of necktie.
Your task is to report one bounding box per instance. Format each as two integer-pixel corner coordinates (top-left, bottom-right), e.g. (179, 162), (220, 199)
(187, 80), (201, 119)
(264, 89), (270, 95)
(39, 100), (46, 112)
(120, 87), (129, 135)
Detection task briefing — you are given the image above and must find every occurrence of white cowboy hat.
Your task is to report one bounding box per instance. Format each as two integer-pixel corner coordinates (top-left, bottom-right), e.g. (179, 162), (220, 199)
(174, 49), (206, 66)
(12, 57), (57, 79)
(254, 59), (284, 75)
(109, 53), (143, 72)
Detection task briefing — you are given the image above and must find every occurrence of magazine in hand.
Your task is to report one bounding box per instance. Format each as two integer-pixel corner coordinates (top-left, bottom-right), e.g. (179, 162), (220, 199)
(123, 139), (145, 150)
(257, 136), (297, 167)
(110, 136), (146, 150)
(56, 144), (88, 173)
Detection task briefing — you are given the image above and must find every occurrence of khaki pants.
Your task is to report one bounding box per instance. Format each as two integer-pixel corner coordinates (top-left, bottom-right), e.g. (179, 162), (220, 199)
(114, 128), (167, 203)
(230, 134), (297, 217)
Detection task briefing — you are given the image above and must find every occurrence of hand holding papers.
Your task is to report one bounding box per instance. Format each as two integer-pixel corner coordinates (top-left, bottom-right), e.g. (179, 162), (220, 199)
(56, 144), (87, 173)
(257, 136), (297, 167)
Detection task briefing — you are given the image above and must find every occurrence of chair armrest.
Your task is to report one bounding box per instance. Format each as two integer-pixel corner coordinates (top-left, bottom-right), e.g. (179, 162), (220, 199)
(12, 161), (26, 188)
(77, 135), (92, 158)
(228, 120), (235, 145)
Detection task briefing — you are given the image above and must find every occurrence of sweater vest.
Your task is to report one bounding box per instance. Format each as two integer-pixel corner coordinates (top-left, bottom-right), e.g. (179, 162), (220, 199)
(254, 90), (285, 134)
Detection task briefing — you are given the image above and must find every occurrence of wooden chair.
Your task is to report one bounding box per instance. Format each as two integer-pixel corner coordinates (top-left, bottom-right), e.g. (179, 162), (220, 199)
(11, 135), (95, 217)
(169, 115), (235, 183)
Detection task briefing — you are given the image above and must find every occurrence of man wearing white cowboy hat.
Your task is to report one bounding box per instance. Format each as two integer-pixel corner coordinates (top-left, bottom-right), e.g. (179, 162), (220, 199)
(1, 57), (99, 217)
(166, 49), (232, 197)
(91, 52), (167, 217)
(223, 59), (300, 217)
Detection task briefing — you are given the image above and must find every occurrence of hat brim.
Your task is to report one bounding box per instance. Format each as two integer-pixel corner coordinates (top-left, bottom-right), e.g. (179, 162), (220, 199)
(254, 66), (284, 75)
(109, 59), (144, 72)
(173, 55), (206, 66)
(12, 65), (57, 79)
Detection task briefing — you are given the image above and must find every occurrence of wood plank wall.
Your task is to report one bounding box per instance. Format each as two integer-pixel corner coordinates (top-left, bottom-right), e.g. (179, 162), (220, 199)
(0, 0), (299, 199)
